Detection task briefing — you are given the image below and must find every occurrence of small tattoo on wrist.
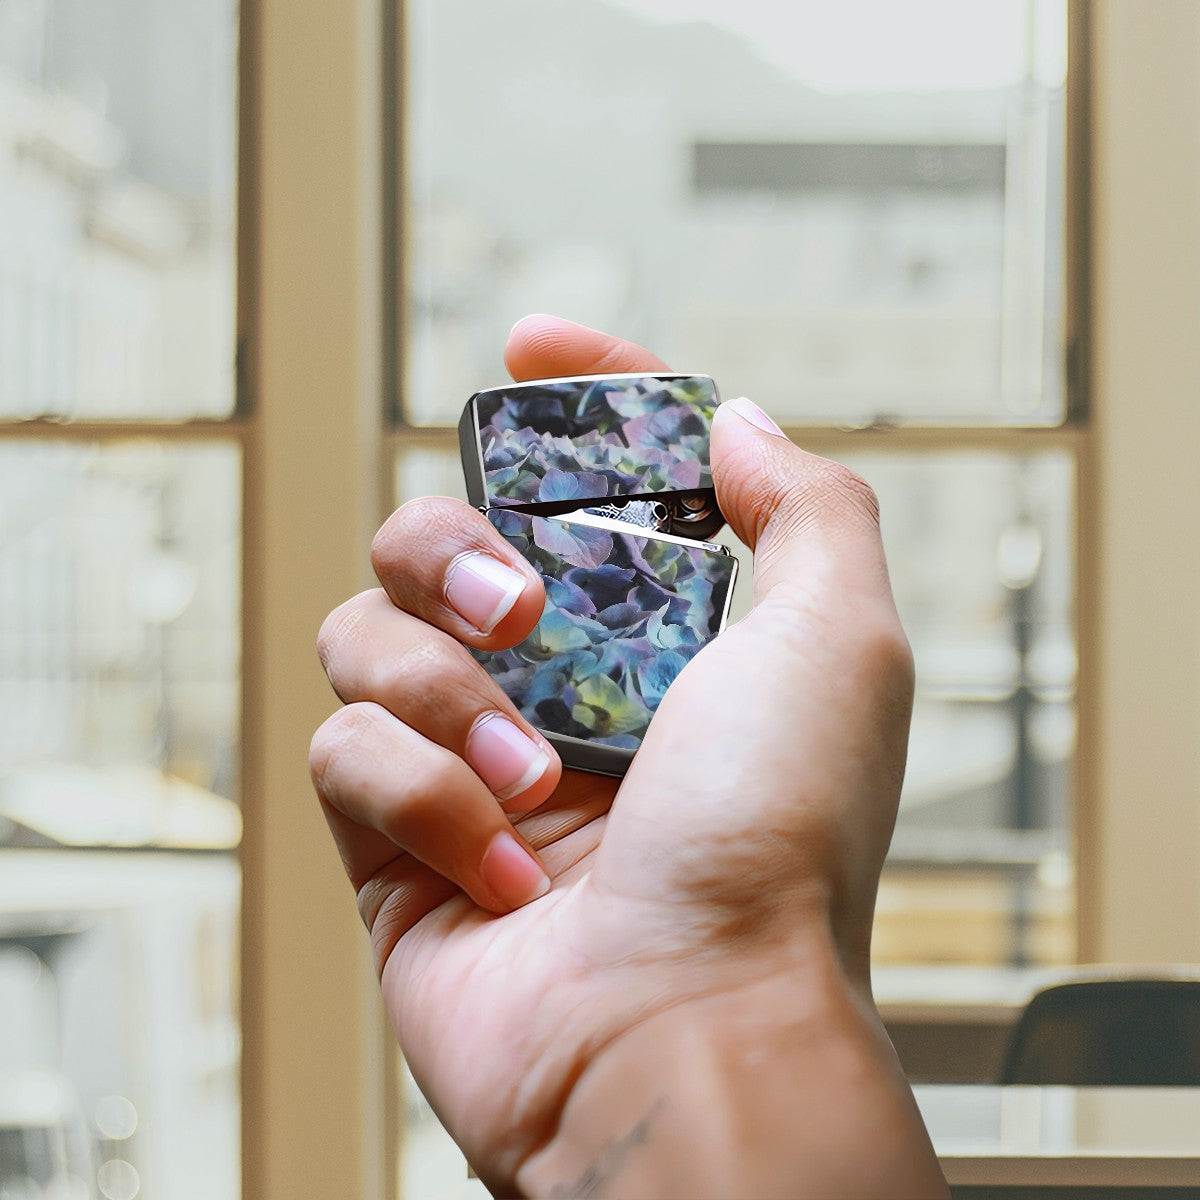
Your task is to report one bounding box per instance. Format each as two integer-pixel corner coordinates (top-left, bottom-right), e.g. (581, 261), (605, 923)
(548, 1095), (668, 1199)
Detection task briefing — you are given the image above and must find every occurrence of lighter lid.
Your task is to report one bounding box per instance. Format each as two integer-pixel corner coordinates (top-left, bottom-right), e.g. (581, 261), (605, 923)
(459, 373), (720, 514)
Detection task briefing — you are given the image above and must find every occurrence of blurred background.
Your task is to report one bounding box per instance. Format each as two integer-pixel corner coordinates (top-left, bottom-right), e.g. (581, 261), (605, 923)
(1, 0), (1198, 1197)
(1, 0), (239, 1197)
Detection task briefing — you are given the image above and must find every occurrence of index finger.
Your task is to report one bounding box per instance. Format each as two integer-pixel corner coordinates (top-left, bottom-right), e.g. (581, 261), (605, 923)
(504, 314), (670, 381)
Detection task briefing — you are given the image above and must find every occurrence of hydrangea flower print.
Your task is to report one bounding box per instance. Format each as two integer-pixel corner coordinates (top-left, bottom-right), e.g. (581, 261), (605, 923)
(476, 376), (718, 506)
(476, 510), (735, 747)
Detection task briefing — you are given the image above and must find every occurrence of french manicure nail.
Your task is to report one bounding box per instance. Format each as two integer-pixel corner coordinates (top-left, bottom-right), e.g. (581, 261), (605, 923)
(444, 551), (526, 634)
(719, 396), (787, 438)
(467, 713), (550, 802)
(480, 831), (551, 909)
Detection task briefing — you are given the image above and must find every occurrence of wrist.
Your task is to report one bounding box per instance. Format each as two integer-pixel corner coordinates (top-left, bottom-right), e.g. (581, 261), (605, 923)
(517, 938), (946, 1199)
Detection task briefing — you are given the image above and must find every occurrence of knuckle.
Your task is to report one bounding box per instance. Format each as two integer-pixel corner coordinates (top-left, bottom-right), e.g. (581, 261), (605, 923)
(316, 590), (378, 672)
(369, 630), (477, 708)
(370, 496), (472, 577)
(717, 441), (881, 545)
(308, 703), (384, 794)
(808, 459), (881, 528)
(369, 518), (402, 580)
(307, 719), (340, 794)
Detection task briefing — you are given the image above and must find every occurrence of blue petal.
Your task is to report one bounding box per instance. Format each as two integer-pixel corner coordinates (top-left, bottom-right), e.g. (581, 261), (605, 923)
(532, 608), (598, 653)
(636, 650), (688, 707)
(595, 602), (649, 633)
(544, 575), (597, 617)
(537, 468), (610, 503)
(561, 563), (636, 610)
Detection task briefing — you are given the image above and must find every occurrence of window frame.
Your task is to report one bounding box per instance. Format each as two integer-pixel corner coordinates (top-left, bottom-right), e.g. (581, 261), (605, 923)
(238, 1), (397, 1198)
(384, 0), (1091, 967)
(381, 1), (1200, 978)
(1074, 0), (1200, 964)
(382, 0), (1200, 980)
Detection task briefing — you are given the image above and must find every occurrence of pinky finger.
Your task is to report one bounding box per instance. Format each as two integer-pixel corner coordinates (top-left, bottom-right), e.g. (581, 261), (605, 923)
(309, 702), (551, 916)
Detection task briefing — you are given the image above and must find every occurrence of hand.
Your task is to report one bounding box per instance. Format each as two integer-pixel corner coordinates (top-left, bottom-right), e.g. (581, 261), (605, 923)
(310, 315), (948, 1198)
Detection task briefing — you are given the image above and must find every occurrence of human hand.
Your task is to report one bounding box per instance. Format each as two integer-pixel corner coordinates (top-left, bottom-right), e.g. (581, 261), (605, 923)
(311, 315), (947, 1198)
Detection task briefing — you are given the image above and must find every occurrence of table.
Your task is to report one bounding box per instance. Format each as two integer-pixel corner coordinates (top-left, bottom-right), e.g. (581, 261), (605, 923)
(916, 1085), (1200, 1195)
(875, 965), (1064, 1082)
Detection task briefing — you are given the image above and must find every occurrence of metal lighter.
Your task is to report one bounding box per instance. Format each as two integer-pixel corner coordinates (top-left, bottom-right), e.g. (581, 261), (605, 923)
(459, 372), (738, 777)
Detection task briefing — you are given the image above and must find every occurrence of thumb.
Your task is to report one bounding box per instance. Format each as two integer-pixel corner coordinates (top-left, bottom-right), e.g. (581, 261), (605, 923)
(710, 397), (892, 607)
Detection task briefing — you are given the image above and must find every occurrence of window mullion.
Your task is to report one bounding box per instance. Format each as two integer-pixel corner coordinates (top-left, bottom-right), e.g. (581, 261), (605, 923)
(239, 1), (393, 1198)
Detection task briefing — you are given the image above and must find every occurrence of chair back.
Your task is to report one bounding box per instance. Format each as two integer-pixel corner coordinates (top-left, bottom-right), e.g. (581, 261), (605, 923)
(999, 978), (1200, 1085)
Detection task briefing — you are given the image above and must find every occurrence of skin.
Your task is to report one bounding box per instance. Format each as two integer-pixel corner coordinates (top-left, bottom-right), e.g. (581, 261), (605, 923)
(310, 314), (949, 1198)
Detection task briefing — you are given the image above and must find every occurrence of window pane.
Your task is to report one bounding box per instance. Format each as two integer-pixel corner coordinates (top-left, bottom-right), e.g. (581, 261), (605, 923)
(0, 0), (237, 419)
(0, 440), (241, 1198)
(394, 442), (1075, 968)
(850, 451), (1075, 966)
(403, 0), (1066, 427)
(0, 442), (241, 801)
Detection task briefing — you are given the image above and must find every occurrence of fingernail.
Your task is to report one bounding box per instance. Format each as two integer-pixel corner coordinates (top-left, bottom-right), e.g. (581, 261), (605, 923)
(467, 713), (551, 802)
(480, 831), (551, 909)
(719, 396), (787, 438)
(444, 552), (526, 634)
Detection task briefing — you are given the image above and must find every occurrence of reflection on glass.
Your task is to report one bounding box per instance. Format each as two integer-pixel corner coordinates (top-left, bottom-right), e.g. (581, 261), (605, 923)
(0, 2), (241, 1194)
(396, 443), (1075, 965)
(405, 0), (1065, 426)
(0, 0), (237, 418)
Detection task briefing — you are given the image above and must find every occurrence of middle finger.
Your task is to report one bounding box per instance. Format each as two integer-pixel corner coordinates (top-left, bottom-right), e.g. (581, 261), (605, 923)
(371, 495), (546, 648)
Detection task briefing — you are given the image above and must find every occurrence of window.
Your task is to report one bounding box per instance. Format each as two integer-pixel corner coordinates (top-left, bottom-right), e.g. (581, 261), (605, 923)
(394, 1), (1080, 1182)
(8, 3), (1193, 1197)
(398, 0), (1074, 970)
(0, 2), (240, 1197)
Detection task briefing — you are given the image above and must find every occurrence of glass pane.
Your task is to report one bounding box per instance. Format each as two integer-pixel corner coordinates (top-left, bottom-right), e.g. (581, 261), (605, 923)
(0, 440), (241, 1198)
(852, 451), (1075, 967)
(404, 0), (1066, 427)
(395, 441), (1075, 969)
(0, 0), (237, 419)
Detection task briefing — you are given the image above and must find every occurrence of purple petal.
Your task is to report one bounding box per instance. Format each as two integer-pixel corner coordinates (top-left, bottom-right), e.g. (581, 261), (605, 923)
(533, 517), (613, 569)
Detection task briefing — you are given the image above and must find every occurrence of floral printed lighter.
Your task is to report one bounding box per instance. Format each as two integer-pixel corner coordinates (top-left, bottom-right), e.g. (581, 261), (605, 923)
(460, 374), (738, 777)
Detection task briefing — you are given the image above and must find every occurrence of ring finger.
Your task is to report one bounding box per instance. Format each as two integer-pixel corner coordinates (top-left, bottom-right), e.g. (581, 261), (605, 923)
(318, 587), (562, 812)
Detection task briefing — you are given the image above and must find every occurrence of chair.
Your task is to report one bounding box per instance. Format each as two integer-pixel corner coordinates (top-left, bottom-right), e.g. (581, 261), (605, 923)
(999, 978), (1200, 1085)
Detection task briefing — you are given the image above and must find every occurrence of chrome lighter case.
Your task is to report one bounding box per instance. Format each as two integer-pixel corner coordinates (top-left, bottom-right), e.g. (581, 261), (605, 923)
(459, 373), (738, 777)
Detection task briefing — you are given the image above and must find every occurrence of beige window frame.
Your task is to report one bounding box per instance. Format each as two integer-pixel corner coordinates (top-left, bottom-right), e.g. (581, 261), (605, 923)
(1078, 0), (1200, 963)
(238, 0), (397, 1197)
(0, 2), (1170, 1198)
